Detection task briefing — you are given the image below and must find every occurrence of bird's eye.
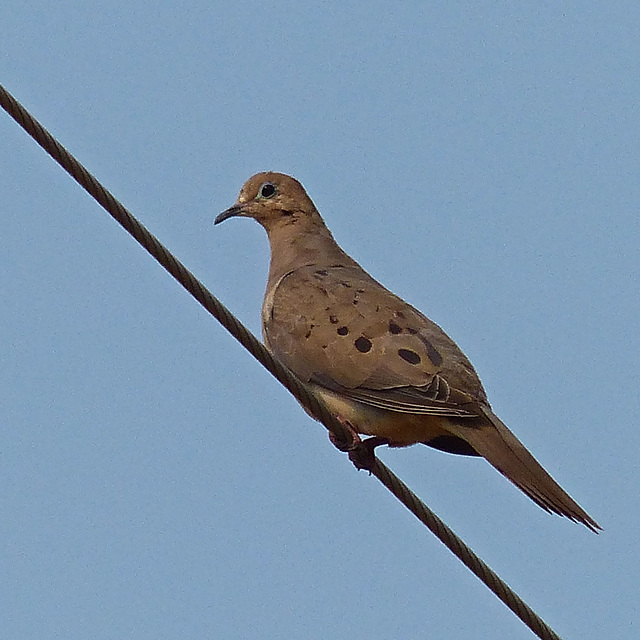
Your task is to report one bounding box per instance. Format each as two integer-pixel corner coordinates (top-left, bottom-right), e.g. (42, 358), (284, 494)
(258, 182), (277, 199)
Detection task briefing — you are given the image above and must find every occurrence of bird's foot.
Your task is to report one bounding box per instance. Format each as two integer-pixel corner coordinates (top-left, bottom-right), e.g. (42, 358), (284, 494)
(348, 436), (390, 472)
(327, 418), (389, 471)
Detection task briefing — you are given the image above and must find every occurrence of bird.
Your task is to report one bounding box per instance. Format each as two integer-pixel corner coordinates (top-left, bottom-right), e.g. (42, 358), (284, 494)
(215, 171), (600, 532)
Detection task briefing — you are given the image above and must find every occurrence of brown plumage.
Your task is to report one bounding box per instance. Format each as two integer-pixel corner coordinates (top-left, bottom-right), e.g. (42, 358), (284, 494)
(216, 171), (600, 532)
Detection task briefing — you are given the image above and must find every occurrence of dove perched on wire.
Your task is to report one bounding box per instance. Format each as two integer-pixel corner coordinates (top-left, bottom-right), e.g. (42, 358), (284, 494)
(215, 171), (600, 532)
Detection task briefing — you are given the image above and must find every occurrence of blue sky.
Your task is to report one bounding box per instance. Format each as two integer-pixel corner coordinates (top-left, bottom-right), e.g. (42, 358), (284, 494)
(1, 3), (638, 638)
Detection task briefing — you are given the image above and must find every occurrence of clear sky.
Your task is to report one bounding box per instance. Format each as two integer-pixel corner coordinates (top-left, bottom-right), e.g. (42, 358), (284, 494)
(1, 3), (638, 639)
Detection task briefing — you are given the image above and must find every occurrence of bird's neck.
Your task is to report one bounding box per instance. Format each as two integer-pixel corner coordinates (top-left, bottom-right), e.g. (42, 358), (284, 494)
(265, 221), (358, 285)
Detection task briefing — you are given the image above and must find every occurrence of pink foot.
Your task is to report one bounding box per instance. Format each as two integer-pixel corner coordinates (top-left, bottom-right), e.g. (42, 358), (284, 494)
(328, 416), (361, 452)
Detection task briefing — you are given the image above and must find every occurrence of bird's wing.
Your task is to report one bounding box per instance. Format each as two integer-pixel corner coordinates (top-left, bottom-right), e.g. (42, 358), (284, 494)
(263, 264), (486, 417)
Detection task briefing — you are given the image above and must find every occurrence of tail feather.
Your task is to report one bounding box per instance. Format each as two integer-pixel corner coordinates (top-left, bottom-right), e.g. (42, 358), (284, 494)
(448, 407), (601, 533)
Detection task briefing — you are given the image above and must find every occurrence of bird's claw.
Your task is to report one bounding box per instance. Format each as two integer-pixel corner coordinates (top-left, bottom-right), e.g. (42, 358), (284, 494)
(348, 436), (390, 472)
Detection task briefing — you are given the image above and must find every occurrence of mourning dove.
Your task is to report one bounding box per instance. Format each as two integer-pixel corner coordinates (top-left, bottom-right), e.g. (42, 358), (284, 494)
(215, 171), (600, 532)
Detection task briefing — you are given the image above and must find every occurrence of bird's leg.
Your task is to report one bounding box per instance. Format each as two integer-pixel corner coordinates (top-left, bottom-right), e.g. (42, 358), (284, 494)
(327, 417), (390, 471)
(328, 416), (362, 452)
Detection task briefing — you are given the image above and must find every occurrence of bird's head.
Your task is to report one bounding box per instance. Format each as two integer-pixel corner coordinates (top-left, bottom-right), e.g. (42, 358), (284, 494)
(215, 172), (323, 232)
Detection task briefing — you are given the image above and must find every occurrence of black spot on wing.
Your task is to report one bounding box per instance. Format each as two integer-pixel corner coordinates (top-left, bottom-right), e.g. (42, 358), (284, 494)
(398, 348), (421, 365)
(337, 326), (349, 336)
(388, 321), (402, 334)
(355, 336), (372, 353)
(417, 336), (443, 367)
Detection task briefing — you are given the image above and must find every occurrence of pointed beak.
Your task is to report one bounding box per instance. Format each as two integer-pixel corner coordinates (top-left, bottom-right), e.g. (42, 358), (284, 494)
(215, 204), (244, 225)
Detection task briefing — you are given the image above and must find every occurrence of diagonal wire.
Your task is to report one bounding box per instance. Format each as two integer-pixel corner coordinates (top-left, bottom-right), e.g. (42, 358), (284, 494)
(0, 82), (564, 640)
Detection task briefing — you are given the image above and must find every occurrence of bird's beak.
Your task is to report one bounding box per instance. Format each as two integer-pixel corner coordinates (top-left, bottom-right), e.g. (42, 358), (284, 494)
(214, 203), (245, 225)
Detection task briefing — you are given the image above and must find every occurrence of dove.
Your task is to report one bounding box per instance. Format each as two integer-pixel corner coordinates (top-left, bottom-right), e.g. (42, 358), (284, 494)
(215, 171), (600, 532)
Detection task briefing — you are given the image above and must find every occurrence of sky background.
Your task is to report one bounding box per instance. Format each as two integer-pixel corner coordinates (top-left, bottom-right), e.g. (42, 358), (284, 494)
(1, 3), (638, 639)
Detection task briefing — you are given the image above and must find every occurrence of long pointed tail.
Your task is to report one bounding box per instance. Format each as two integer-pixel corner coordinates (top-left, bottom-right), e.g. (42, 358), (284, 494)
(449, 407), (601, 532)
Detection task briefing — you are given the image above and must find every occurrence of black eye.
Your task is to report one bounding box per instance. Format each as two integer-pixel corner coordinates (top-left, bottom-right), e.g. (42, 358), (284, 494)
(258, 182), (277, 199)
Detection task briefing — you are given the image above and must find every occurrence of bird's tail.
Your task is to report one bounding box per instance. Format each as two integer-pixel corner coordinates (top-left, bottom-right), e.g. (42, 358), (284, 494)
(448, 407), (601, 532)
